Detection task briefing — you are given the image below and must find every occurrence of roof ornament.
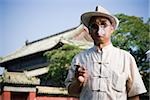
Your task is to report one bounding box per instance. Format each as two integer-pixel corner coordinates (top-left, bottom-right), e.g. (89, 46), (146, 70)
(25, 40), (29, 45)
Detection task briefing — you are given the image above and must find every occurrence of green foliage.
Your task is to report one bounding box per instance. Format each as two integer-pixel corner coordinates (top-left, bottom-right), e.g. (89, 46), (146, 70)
(44, 44), (82, 87)
(0, 57), (3, 61)
(112, 14), (150, 95)
(113, 14), (149, 52)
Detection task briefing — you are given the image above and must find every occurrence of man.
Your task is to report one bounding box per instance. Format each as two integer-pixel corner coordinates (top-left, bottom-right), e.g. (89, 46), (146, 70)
(65, 6), (146, 100)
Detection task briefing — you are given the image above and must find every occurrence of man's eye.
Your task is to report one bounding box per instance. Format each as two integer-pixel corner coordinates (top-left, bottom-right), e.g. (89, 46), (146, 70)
(101, 22), (105, 25)
(89, 24), (99, 30)
(101, 22), (107, 27)
(91, 24), (99, 29)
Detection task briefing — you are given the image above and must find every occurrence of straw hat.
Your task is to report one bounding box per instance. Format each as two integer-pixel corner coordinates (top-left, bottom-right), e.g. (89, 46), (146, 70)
(81, 6), (119, 29)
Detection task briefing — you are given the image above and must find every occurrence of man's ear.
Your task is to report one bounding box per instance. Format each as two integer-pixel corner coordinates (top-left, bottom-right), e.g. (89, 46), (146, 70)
(110, 26), (115, 33)
(84, 26), (89, 33)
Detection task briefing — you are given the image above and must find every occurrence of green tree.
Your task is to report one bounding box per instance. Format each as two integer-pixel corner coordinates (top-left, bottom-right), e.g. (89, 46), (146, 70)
(0, 57), (2, 61)
(44, 44), (82, 87)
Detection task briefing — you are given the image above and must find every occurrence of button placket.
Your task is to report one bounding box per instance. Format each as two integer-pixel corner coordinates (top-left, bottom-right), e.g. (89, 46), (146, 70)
(99, 50), (112, 92)
(90, 50), (110, 92)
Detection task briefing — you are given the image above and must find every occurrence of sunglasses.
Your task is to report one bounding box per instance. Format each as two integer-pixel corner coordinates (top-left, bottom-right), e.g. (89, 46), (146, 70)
(88, 23), (112, 34)
(89, 21), (111, 29)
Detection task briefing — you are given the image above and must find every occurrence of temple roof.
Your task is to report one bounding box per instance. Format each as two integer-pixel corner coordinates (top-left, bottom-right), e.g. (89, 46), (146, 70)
(24, 67), (49, 77)
(2, 71), (40, 85)
(36, 86), (68, 95)
(0, 24), (93, 64)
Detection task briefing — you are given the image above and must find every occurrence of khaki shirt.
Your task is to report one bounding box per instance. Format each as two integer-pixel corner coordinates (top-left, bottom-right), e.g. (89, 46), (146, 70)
(65, 44), (146, 100)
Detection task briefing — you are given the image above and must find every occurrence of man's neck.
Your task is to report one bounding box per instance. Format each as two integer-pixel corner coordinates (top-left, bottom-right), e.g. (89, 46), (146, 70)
(96, 41), (111, 49)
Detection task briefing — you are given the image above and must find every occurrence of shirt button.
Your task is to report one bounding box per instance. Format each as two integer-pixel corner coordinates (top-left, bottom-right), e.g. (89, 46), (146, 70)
(99, 62), (102, 64)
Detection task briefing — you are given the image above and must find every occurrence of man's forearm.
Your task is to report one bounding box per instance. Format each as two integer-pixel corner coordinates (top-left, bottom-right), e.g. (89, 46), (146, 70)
(68, 79), (83, 96)
(128, 95), (139, 100)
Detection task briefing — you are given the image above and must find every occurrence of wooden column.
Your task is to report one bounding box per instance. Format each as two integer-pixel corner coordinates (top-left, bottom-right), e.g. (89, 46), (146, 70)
(2, 91), (11, 100)
(28, 92), (36, 100)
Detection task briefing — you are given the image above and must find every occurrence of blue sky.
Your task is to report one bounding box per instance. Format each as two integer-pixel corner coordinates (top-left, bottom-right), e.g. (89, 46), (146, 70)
(0, 0), (149, 57)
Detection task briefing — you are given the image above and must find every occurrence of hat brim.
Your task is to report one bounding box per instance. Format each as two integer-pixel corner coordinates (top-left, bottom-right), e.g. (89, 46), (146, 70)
(81, 12), (119, 29)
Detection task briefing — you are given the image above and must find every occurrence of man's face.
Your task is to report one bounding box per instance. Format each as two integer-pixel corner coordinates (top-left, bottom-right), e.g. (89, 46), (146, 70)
(88, 16), (114, 45)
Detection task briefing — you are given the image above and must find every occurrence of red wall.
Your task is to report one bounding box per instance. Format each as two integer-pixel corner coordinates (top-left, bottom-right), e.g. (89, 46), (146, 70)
(0, 94), (2, 100)
(0, 93), (79, 100)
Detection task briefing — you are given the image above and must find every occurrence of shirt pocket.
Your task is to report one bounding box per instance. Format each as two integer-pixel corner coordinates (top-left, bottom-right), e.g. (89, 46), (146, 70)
(112, 71), (127, 92)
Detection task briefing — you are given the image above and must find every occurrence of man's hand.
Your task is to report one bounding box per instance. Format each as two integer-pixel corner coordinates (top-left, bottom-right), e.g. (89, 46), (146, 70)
(75, 65), (88, 84)
(68, 65), (88, 96)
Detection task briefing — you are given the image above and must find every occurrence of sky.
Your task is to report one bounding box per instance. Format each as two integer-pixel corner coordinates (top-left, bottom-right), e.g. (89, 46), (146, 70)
(0, 0), (149, 57)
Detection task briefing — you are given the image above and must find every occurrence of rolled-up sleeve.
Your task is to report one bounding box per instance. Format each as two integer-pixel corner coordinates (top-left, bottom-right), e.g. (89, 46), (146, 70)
(127, 55), (147, 97)
(65, 60), (75, 88)
(65, 55), (80, 88)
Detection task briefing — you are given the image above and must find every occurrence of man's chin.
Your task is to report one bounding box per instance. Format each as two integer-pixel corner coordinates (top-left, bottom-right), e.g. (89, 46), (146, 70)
(94, 40), (104, 45)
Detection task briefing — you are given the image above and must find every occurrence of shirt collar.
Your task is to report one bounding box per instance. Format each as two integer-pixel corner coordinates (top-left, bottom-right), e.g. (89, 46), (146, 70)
(93, 43), (113, 53)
